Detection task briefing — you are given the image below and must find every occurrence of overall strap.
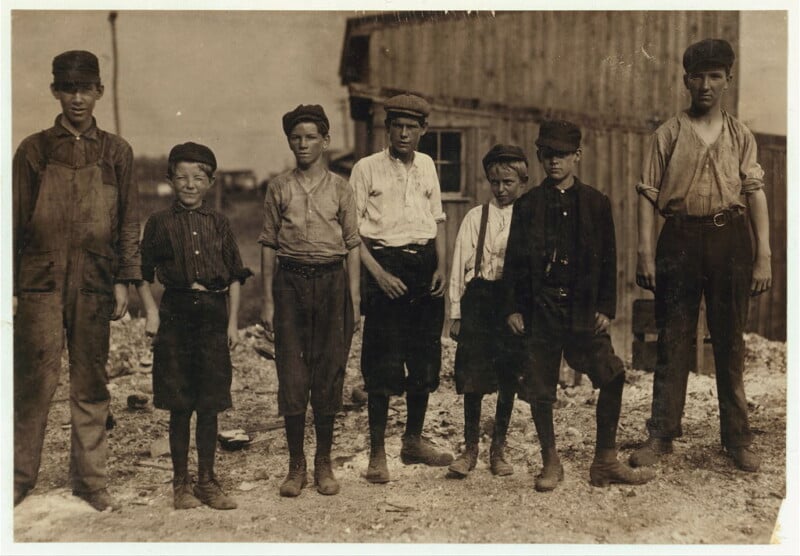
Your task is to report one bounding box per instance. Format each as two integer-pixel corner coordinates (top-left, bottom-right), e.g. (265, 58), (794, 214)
(473, 203), (490, 279)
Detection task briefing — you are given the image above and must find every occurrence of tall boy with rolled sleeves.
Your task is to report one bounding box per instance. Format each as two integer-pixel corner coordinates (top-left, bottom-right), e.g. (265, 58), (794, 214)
(260, 105), (361, 497)
(504, 120), (655, 491)
(13, 50), (141, 510)
(630, 39), (772, 473)
(350, 93), (453, 483)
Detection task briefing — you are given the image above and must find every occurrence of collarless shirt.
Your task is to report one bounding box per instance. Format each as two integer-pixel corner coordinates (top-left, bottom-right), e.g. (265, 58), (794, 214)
(636, 110), (764, 216)
(258, 168), (360, 264)
(350, 148), (446, 247)
(543, 180), (578, 287)
(141, 201), (252, 290)
(449, 198), (515, 319)
(13, 115), (141, 285)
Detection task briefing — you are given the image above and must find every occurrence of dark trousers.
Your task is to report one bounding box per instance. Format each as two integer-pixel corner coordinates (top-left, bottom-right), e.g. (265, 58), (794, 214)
(648, 214), (753, 448)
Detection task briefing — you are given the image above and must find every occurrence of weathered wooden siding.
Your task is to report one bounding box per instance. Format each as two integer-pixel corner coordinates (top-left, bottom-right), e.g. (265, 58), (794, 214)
(363, 11), (739, 125)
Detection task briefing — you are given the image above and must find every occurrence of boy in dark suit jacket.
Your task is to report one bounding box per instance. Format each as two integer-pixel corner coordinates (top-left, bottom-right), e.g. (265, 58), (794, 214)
(504, 120), (655, 491)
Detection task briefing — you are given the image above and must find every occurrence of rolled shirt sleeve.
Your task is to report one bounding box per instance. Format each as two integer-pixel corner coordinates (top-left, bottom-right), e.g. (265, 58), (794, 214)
(113, 140), (143, 282)
(257, 181), (282, 250)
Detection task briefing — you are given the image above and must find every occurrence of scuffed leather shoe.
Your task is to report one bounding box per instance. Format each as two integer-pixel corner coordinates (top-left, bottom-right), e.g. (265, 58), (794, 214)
(534, 460), (564, 492)
(280, 458), (308, 497)
(314, 455), (340, 495)
(193, 478), (238, 510)
(173, 482), (203, 510)
(366, 448), (390, 483)
(73, 488), (121, 512)
(448, 445), (478, 477)
(629, 437), (673, 467)
(728, 446), (760, 472)
(590, 459), (656, 487)
(401, 435), (454, 467)
(489, 444), (514, 477)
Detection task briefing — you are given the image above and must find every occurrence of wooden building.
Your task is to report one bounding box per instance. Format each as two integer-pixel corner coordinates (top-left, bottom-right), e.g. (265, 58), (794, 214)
(338, 11), (786, 360)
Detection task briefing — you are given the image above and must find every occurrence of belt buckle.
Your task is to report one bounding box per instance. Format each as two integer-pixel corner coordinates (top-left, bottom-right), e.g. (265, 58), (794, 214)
(712, 212), (726, 227)
(558, 287), (568, 299)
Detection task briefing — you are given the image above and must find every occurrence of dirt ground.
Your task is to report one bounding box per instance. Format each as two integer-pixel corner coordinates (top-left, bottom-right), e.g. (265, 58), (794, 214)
(10, 317), (790, 548)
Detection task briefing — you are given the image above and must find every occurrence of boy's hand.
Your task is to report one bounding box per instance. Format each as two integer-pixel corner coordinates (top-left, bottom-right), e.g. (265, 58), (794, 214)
(507, 313), (525, 336)
(144, 310), (160, 339)
(635, 253), (656, 292)
(449, 319), (461, 341)
(751, 254), (772, 296)
(430, 269), (446, 297)
(260, 302), (275, 341)
(375, 268), (408, 299)
(227, 323), (240, 350)
(594, 312), (611, 335)
(111, 283), (129, 320)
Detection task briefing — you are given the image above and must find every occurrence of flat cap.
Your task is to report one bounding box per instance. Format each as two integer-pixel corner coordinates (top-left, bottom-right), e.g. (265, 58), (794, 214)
(384, 93), (431, 120)
(482, 144), (528, 173)
(282, 104), (330, 136)
(168, 142), (217, 173)
(683, 38), (735, 72)
(536, 120), (582, 152)
(52, 50), (100, 85)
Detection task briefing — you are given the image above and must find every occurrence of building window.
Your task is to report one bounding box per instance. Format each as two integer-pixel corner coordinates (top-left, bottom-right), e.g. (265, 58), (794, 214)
(418, 130), (463, 194)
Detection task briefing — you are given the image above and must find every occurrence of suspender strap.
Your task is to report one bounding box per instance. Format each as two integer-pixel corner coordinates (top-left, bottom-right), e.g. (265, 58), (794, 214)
(474, 203), (490, 279)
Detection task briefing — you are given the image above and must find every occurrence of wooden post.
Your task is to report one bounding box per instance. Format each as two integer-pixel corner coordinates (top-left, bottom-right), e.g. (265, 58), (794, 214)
(107, 12), (121, 136)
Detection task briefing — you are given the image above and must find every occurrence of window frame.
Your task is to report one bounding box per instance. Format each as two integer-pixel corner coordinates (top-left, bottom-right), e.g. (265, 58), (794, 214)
(418, 127), (467, 198)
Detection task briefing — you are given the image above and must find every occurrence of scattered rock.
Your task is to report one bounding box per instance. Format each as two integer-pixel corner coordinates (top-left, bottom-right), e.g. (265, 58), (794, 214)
(150, 436), (171, 458)
(127, 393), (149, 410)
(253, 469), (269, 481)
(238, 481), (257, 491)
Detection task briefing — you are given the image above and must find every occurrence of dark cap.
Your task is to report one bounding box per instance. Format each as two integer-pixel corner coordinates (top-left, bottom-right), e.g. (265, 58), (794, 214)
(683, 39), (735, 73)
(168, 142), (217, 173)
(536, 120), (582, 152)
(384, 93), (431, 120)
(52, 50), (100, 85)
(482, 144), (528, 173)
(282, 104), (330, 136)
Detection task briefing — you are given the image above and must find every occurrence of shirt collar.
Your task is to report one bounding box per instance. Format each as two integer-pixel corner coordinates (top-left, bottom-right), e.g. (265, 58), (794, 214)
(53, 114), (99, 140)
(171, 200), (213, 215)
(383, 147), (420, 168)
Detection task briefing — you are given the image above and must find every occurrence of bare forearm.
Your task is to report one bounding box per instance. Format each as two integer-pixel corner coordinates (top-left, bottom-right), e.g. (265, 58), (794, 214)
(746, 189), (771, 258)
(261, 246), (277, 304)
(637, 194), (656, 257)
(346, 246), (361, 308)
(228, 280), (241, 328)
(137, 280), (158, 315)
(359, 240), (383, 278)
(435, 221), (447, 273)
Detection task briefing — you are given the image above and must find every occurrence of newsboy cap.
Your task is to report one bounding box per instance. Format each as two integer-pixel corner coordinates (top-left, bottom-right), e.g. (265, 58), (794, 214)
(683, 39), (735, 73)
(282, 104), (330, 136)
(168, 142), (217, 173)
(536, 120), (582, 152)
(52, 50), (101, 85)
(482, 144), (528, 173)
(384, 93), (431, 120)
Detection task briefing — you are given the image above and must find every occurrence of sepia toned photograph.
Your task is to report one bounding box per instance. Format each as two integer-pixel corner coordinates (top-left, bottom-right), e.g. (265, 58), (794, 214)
(2, 3), (796, 554)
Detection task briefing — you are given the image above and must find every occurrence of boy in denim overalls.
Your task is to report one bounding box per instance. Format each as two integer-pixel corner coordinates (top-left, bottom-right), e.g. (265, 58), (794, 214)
(13, 50), (141, 511)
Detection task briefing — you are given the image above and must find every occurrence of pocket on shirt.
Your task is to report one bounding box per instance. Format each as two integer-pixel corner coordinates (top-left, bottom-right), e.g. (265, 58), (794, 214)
(18, 251), (57, 293)
(81, 248), (117, 295)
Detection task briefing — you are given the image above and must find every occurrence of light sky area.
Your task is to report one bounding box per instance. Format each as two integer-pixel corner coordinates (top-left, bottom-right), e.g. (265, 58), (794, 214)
(10, 10), (788, 182)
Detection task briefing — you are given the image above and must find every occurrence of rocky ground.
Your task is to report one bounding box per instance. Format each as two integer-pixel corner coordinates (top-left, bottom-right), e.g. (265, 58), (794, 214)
(10, 316), (791, 549)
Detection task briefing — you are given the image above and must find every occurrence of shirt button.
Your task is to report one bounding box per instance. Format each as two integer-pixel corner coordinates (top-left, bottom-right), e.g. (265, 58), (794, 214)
(192, 231), (198, 235)
(194, 250), (200, 255)
(563, 211), (568, 216)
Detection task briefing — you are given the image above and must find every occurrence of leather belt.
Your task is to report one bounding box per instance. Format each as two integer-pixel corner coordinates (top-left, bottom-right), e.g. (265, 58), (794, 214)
(669, 208), (744, 228)
(279, 258), (343, 278)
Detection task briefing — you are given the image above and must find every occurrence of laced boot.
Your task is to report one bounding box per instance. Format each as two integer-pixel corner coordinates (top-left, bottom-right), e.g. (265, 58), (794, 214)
(314, 455), (340, 495)
(401, 435), (454, 467)
(194, 475), (238, 509)
(591, 449), (656, 487)
(727, 446), (760, 472)
(279, 457), (308, 497)
(534, 448), (564, 492)
(173, 474), (202, 510)
(366, 447), (390, 483)
(629, 437), (673, 467)
(448, 443), (479, 477)
(489, 440), (514, 476)
(73, 488), (122, 512)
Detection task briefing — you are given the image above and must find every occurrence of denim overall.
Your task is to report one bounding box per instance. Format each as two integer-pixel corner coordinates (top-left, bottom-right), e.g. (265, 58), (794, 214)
(14, 134), (119, 495)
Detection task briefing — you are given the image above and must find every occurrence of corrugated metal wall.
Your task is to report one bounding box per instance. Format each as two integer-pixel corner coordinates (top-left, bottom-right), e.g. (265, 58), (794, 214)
(366, 11), (739, 125)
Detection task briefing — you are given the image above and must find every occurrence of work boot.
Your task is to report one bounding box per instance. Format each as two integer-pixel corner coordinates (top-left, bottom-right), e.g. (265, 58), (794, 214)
(448, 444), (479, 477)
(14, 485), (29, 507)
(728, 446), (761, 473)
(590, 450), (656, 487)
(489, 442), (514, 477)
(314, 455), (340, 495)
(194, 477), (238, 510)
(366, 447), (390, 483)
(534, 457), (564, 492)
(173, 477), (202, 510)
(400, 435), (454, 467)
(73, 488), (122, 512)
(279, 458), (308, 497)
(629, 437), (673, 467)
